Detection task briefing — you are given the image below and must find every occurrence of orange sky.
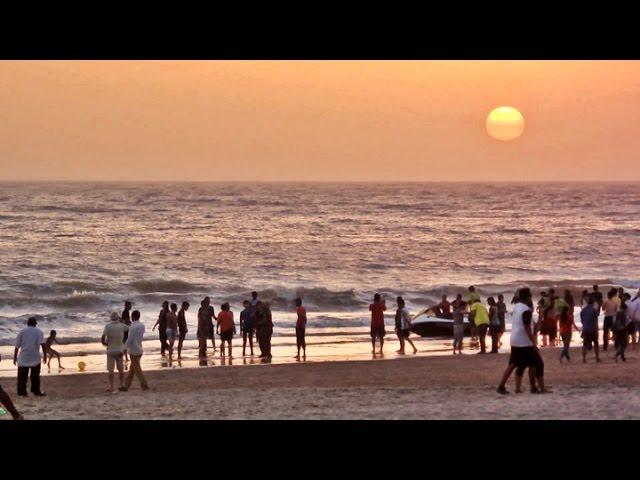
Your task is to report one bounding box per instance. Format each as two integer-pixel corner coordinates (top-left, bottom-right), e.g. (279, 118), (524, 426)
(1, 60), (639, 181)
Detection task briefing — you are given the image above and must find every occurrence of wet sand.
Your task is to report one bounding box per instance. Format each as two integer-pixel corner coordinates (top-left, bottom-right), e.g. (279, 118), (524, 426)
(2, 345), (639, 420)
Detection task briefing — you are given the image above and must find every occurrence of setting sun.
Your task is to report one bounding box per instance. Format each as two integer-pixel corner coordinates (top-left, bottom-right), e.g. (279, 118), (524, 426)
(486, 106), (525, 141)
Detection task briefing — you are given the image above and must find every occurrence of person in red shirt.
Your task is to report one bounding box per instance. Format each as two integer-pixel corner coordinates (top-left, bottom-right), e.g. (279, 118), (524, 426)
(294, 297), (307, 360)
(369, 293), (387, 355)
(216, 303), (235, 358)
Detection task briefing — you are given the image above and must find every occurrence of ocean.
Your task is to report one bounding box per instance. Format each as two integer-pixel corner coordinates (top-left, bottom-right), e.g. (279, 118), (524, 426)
(0, 182), (638, 372)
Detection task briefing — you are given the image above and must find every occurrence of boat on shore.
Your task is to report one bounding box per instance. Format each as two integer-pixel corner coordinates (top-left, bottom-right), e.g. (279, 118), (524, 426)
(409, 309), (472, 337)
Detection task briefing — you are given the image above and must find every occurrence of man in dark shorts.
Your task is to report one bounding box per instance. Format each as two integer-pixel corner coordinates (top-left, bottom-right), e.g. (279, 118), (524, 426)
(581, 294), (601, 363)
(177, 301), (189, 360)
(0, 354), (23, 420)
(497, 288), (549, 394)
(369, 293), (387, 355)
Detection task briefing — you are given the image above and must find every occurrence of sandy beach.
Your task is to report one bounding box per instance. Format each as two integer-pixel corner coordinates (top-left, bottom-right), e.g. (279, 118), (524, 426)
(3, 346), (639, 420)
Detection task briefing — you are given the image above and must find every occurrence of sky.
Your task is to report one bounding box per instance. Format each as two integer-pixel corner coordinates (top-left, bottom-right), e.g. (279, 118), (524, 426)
(1, 60), (639, 182)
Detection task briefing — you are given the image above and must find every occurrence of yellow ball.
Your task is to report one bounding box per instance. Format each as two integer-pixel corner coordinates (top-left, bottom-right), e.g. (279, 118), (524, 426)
(78, 361), (86, 372)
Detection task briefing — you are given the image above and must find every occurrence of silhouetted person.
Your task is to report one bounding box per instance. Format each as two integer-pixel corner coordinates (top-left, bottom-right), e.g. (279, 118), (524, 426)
(581, 295), (601, 363)
(294, 297), (307, 359)
(251, 291), (259, 307)
(197, 298), (210, 358)
(152, 301), (170, 355)
(45, 330), (64, 369)
(369, 293), (387, 354)
(240, 300), (255, 356)
(255, 301), (273, 361)
(166, 303), (178, 362)
(14, 317), (47, 397)
(121, 300), (132, 362)
(177, 301), (189, 360)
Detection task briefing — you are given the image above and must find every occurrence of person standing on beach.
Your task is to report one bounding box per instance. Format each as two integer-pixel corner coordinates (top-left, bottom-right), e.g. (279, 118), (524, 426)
(395, 297), (417, 354)
(467, 287), (480, 346)
(602, 290), (619, 351)
(625, 290), (640, 346)
(469, 298), (490, 354)
(14, 317), (47, 397)
(580, 295), (601, 363)
(121, 300), (132, 362)
(251, 291), (259, 307)
(369, 293), (387, 355)
(206, 297), (218, 352)
(197, 299), (210, 359)
(613, 302), (629, 362)
(166, 303), (179, 362)
(0, 355), (23, 420)
(255, 301), (274, 362)
(216, 303), (235, 358)
(101, 311), (128, 392)
(540, 288), (558, 347)
(592, 285), (603, 312)
(497, 288), (549, 394)
(294, 298), (307, 360)
(152, 301), (170, 356)
(488, 297), (501, 353)
(451, 295), (466, 355)
(559, 301), (580, 362)
(121, 310), (149, 391)
(497, 294), (507, 348)
(240, 300), (255, 356)
(177, 301), (189, 360)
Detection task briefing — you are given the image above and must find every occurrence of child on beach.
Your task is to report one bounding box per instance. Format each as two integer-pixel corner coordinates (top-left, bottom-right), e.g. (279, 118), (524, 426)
(369, 293), (387, 355)
(240, 300), (255, 356)
(216, 303), (235, 358)
(294, 298), (307, 359)
(395, 297), (417, 354)
(45, 330), (64, 369)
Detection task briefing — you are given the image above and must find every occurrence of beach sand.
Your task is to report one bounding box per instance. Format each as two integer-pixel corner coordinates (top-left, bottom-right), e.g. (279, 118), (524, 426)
(3, 346), (639, 420)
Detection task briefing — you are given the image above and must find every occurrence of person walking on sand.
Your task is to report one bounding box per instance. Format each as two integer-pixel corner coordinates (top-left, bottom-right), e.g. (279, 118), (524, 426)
(451, 295), (466, 355)
(613, 302), (630, 362)
(45, 330), (64, 369)
(121, 300), (132, 362)
(152, 301), (170, 356)
(121, 310), (149, 392)
(580, 295), (601, 363)
(166, 303), (179, 362)
(101, 311), (128, 392)
(294, 297), (307, 360)
(559, 301), (580, 363)
(395, 297), (418, 354)
(240, 300), (255, 356)
(216, 303), (235, 358)
(369, 293), (387, 355)
(469, 298), (490, 354)
(177, 301), (189, 360)
(602, 290), (619, 351)
(0, 354), (23, 419)
(497, 288), (549, 395)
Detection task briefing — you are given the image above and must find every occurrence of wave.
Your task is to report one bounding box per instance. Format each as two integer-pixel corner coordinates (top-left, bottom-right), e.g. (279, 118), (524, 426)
(128, 279), (203, 294)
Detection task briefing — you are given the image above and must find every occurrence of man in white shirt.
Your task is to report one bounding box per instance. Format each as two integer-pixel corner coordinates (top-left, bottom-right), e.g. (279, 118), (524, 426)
(496, 288), (549, 395)
(102, 311), (129, 393)
(627, 290), (640, 345)
(13, 317), (47, 397)
(121, 310), (149, 392)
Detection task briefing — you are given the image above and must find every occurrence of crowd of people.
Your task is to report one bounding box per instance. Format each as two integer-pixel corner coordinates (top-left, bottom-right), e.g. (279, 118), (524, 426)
(1, 283), (639, 419)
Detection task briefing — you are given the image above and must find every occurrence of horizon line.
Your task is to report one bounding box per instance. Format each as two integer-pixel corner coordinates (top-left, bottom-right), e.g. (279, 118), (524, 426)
(1, 179), (640, 184)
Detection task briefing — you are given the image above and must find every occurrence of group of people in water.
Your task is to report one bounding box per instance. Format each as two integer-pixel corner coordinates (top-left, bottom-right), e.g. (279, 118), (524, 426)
(1, 283), (639, 419)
